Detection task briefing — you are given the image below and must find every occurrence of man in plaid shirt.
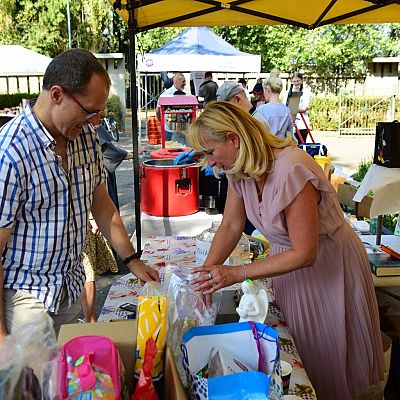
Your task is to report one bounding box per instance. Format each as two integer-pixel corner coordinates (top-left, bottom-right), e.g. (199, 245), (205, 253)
(0, 49), (159, 339)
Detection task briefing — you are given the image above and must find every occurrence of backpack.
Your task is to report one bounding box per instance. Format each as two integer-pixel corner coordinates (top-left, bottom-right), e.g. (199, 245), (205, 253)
(57, 335), (128, 399)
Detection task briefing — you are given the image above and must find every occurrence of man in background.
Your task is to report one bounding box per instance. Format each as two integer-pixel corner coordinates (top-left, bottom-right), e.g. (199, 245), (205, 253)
(198, 71), (218, 107)
(238, 77), (251, 101)
(217, 81), (270, 129)
(156, 72), (186, 140)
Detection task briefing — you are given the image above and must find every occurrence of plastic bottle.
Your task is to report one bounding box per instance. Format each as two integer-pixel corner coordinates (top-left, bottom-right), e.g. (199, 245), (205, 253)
(370, 217), (378, 234)
(195, 221), (251, 266)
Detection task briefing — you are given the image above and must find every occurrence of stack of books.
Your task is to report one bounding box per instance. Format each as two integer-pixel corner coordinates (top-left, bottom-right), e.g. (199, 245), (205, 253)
(369, 253), (400, 276)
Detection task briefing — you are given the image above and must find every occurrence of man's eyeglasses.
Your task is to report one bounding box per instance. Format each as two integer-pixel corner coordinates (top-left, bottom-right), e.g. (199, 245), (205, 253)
(63, 89), (106, 119)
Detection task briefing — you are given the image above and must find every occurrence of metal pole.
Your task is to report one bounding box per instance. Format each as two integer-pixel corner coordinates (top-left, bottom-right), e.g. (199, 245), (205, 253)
(376, 215), (383, 246)
(127, 1), (142, 255)
(66, 0), (72, 48)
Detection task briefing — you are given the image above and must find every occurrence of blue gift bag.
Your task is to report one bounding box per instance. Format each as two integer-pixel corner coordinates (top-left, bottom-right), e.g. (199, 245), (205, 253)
(181, 322), (283, 400)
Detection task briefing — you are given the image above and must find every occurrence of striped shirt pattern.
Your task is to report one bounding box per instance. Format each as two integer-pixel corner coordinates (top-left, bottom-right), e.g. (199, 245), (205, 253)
(0, 103), (105, 312)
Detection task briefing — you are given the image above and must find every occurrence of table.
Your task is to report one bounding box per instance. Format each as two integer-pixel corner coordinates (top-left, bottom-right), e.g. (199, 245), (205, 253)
(99, 236), (316, 399)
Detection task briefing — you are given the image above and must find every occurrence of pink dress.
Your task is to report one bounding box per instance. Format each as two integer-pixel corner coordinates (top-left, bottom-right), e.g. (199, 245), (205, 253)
(228, 146), (384, 399)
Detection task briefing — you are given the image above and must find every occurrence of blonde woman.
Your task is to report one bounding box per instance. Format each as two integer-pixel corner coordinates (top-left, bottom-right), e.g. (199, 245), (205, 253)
(258, 69), (296, 141)
(188, 101), (383, 400)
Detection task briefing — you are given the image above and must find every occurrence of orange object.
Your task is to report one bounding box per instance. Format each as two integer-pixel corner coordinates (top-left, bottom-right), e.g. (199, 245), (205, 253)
(150, 148), (191, 160)
(380, 245), (400, 259)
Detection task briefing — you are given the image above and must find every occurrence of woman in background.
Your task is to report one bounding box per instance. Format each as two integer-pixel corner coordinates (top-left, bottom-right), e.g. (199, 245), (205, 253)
(284, 71), (312, 144)
(258, 69), (295, 141)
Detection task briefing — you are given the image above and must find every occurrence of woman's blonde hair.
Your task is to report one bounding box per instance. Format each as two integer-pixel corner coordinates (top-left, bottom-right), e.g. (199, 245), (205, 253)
(187, 101), (295, 180)
(263, 68), (283, 94)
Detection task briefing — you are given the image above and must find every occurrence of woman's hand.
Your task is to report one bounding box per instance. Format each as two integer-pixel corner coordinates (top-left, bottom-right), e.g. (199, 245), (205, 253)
(190, 265), (242, 295)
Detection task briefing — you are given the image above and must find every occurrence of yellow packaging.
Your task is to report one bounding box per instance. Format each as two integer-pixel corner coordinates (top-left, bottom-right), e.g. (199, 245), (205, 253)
(134, 295), (167, 380)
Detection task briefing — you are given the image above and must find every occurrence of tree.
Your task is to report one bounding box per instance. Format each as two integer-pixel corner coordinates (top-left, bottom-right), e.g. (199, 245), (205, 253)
(214, 24), (400, 77)
(0, 0), (114, 56)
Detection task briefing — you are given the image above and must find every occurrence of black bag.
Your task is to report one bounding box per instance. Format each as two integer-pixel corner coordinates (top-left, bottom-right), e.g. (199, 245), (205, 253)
(373, 121), (400, 168)
(298, 143), (328, 157)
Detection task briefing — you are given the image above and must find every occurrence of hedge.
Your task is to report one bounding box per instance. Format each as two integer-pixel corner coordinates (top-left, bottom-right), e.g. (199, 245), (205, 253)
(0, 93), (38, 109)
(309, 96), (400, 131)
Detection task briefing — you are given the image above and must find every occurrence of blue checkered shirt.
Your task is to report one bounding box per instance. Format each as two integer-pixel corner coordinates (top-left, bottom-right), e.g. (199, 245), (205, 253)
(0, 102), (105, 312)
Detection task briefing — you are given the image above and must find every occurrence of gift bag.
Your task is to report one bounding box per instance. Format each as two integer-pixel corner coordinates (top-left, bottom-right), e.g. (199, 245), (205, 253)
(134, 295), (167, 381)
(373, 120), (400, 168)
(181, 321), (283, 400)
(57, 335), (129, 400)
(298, 142), (328, 158)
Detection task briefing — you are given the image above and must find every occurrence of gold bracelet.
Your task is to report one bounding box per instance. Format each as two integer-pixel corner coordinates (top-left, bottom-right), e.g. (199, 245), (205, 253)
(242, 263), (248, 281)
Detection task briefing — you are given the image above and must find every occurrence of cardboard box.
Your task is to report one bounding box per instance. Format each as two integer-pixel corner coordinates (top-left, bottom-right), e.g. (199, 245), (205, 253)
(57, 320), (188, 399)
(337, 183), (373, 218)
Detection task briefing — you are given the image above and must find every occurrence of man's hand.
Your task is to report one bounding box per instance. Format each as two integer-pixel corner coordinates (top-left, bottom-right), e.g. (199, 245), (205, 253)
(128, 259), (160, 285)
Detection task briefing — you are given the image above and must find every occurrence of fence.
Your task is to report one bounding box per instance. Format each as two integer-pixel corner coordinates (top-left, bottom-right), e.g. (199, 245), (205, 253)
(338, 89), (397, 135)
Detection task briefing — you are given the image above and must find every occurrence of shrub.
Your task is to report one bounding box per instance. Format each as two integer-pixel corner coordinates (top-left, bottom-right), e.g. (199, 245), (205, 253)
(308, 96), (400, 132)
(107, 94), (123, 130)
(0, 93), (38, 109)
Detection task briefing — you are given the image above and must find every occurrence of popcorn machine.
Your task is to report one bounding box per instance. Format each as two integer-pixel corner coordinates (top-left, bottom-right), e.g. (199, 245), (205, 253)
(158, 95), (198, 148)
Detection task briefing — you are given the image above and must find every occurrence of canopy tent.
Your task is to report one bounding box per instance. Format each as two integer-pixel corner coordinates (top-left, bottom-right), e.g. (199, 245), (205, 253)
(110, 0), (400, 31)
(109, 0), (400, 252)
(0, 45), (51, 75)
(137, 27), (261, 73)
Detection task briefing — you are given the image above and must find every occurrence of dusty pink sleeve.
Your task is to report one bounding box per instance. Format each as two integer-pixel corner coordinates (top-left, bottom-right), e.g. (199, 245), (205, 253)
(226, 173), (243, 198)
(270, 162), (333, 220)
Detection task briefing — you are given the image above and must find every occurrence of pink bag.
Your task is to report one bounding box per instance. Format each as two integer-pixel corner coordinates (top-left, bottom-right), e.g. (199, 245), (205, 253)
(57, 335), (128, 399)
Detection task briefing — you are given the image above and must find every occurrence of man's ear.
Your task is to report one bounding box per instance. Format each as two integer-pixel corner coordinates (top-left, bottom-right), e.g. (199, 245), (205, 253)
(226, 131), (240, 148)
(49, 85), (63, 104)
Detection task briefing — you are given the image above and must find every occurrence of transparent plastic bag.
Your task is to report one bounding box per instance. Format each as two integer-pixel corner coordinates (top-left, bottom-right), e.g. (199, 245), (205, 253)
(165, 266), (222, 386)
(0, 314), (58, 399)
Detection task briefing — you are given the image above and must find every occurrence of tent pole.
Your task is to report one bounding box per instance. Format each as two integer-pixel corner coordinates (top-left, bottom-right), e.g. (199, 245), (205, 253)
(127, 3), (142, 255)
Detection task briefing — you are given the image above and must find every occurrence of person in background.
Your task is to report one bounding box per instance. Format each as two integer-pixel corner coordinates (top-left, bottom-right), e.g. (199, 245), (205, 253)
(238, 77), (251, 101)
(187, 101), (384, 400)
(96, 116), (146, 210)
(250, 80), (266, 107)
(0, 48), (159, 339)
(198, 71), (218, 107)
(80, 215), (119, 322)
(258, 69), (296, 141)
(156, 72), (186, 141)
(216, 81), (270, 130)
(284, 71), (312, 144)
(216, 81), (271, 235)
(80, 120), (147, 323)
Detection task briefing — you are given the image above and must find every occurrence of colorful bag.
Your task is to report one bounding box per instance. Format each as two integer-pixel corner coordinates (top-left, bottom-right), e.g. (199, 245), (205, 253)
(374, 120), (400, 168)
(57, 335), (128, 400)
(135, 295), (167, 381)
(298, 142), (328, 157)
(181, 321), (283, 400)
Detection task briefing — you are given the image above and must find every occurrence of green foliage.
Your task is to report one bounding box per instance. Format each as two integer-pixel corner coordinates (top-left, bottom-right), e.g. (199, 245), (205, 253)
(307, 96), (400, 132)
(309, 97), (338, 131)
(107, 94), (122, 129)
(136, 27), (184, 54)
(0, 93), (38, 109)
(353, 158), (398, 232)
(353, 159), (373, 182)
(213, 24), (399, 76)
(0, 0), (116, 56)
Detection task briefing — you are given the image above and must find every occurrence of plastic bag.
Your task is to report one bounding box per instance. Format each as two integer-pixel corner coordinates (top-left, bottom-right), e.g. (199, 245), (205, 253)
(165, 266), (222, 386)
(0, 314), (58, 399)
(131, 337), (158, 400)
